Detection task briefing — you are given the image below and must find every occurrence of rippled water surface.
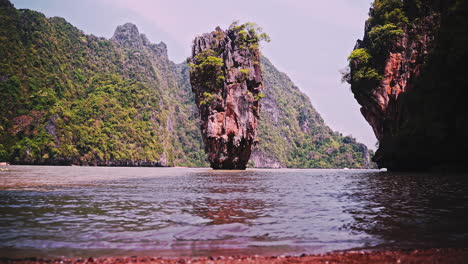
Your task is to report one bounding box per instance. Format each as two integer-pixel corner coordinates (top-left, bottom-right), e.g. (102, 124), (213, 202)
(1, 166), (467, 258)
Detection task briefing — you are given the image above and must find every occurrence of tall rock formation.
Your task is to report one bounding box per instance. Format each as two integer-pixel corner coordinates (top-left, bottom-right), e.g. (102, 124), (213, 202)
(188, 23), (267, 169)
(347, 0), (468, 170)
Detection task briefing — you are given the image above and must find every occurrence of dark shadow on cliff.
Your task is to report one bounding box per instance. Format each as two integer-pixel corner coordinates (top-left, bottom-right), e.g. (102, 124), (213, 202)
(378, 0), (468, 171)
(350, 0), (468, 171)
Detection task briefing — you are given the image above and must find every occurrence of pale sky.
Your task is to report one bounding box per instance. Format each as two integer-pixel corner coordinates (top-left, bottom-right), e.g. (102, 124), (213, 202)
(11, 0), (377, 149)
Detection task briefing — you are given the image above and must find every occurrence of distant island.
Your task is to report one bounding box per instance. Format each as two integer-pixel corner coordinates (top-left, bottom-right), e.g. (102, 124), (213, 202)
(0, 0), (372, 169)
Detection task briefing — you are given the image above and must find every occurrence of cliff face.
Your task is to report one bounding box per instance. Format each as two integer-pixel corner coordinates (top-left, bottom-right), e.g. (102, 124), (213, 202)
(252, 57), (373, 169)
(0, 1), (206, 166)
(188, 24), (264, 169)
(348, 0), (468, 170)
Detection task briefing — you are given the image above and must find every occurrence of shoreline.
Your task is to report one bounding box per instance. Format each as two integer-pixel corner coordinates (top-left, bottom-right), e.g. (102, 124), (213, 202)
(1, 164), (373, 169)
(1, 248), (468, 264)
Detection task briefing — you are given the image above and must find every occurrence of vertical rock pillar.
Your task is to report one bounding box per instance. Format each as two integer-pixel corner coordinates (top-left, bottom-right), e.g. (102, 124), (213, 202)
(189, 23), (267, 169)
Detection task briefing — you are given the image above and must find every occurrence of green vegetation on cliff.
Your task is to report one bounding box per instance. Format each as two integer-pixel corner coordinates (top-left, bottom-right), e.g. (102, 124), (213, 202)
(229, 21), (271, 51)
(344, 0), (409, 87)
(0, 0), (373, 168)
(252, 57), (371, 168)
(188, 49), (225, 91)
(0, 0), (205, 166)
(347, 0), (468, 170)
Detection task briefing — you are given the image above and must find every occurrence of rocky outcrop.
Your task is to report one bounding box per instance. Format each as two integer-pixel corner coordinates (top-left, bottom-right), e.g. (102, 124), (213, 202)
(189, 24), (265, 169)
(110, 23), (196, 167)
(348, 0), (468, 171)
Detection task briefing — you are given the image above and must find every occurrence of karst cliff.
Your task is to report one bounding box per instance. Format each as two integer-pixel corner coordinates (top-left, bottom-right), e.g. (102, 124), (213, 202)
(347, 0), (468, 171)
(0, 0), (373, 168)
(188, 23), (266, 169)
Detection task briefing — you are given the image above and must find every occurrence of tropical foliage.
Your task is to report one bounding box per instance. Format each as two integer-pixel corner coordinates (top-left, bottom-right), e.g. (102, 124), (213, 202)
(0, 1), (205, 166)
(0, 1), (373, 168)
(344, 0), (410, 87)
(257, 57), (372, 168)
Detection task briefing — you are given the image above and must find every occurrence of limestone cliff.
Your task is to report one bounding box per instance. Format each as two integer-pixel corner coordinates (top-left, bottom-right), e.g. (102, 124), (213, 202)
(347, 0), (468, 170)
(252, 57), (373, 169)
(188, 24), (266, 169)
(0, 0), (206, 167)
(0, 0), (373, 168)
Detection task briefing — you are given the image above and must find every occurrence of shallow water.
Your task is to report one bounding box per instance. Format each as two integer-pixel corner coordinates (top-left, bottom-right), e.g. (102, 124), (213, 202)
(0, 166), (467, 258)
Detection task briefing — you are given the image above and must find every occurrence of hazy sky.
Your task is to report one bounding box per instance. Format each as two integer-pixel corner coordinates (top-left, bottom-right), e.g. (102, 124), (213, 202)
(11, 0), (377, 149)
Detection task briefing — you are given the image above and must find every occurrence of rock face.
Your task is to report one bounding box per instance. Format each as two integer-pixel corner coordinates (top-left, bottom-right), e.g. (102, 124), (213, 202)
(189, 25), (264, 169)
(348, 0), (468, 170)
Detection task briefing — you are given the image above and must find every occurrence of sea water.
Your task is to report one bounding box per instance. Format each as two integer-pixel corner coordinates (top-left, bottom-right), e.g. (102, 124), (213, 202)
(0, 166), (467, 258)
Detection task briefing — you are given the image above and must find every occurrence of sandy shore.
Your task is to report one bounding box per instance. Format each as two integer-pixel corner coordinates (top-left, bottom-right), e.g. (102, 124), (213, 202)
(1, 248), (467, 264)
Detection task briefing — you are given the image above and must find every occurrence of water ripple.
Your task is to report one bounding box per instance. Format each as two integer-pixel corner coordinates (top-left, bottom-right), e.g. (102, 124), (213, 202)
(0, 166), (467, 258)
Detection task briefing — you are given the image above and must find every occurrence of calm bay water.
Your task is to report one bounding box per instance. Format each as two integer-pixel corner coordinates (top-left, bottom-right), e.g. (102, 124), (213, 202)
(0, 166), (467, 258)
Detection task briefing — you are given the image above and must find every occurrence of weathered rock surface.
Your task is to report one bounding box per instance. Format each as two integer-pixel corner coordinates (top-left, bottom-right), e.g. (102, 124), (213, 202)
(349, 0), (468, 170)
(189, 25), (264, 169)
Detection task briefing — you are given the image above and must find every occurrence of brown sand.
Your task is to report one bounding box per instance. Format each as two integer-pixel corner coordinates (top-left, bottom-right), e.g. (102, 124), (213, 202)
(1, 248), (467, 264)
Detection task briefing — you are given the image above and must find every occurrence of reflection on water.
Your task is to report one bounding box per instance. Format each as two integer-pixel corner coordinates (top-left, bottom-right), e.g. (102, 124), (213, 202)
(0, 166), (467, 258)
(342, 171), (468, 249)
(186, 171), (268, 225)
